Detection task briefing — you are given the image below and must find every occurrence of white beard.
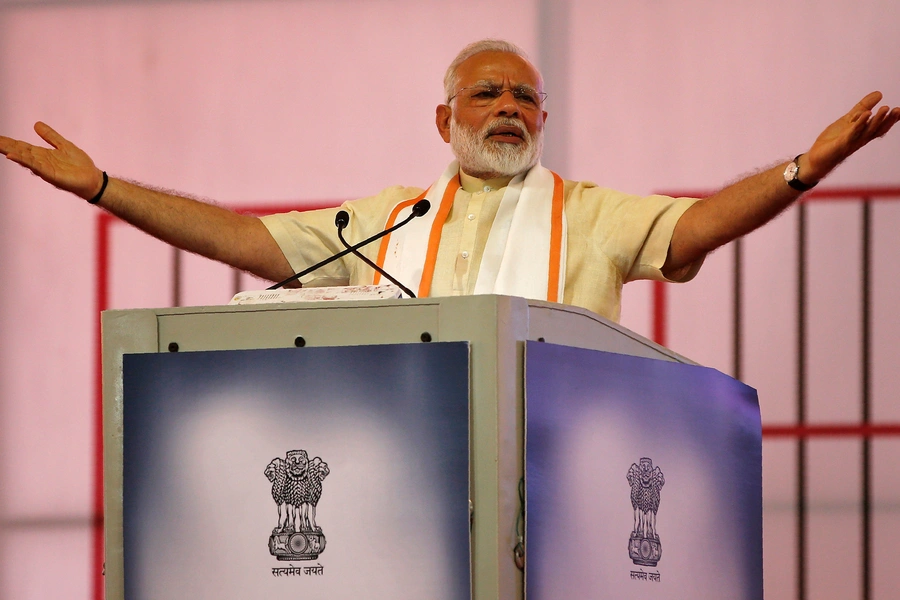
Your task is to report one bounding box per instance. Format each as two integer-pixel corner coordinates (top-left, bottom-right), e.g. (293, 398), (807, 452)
(450, 117), (543, 179)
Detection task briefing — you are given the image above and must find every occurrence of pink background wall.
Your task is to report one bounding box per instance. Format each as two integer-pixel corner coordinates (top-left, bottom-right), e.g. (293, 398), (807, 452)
(0, 1), (898, 598)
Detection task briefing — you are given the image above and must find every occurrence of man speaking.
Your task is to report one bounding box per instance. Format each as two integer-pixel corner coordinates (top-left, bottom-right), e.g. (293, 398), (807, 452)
(1, 39), (897, 321)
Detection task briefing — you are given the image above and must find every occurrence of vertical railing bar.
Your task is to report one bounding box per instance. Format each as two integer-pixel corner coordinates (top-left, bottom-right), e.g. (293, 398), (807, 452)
(652, 280), (667, 347)
(93, 213), (112, 600)
(172, 247), (182, 308)
(233, 268), (243, 299)
(861, 198), (872, 600)
(797, 202), (808, 600)
(733, 238), (743, 380)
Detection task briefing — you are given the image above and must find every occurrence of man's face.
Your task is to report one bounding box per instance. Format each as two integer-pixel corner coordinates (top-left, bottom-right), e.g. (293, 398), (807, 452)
(437, 51), (548, 179)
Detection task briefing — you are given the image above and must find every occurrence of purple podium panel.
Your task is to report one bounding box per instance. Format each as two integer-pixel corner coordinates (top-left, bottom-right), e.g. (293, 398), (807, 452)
(526, 342), (762, 600)
(123, 342), (470, 599)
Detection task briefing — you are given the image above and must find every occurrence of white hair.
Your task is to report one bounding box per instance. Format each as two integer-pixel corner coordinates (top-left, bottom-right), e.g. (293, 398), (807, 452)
(443, 39), (541, 102)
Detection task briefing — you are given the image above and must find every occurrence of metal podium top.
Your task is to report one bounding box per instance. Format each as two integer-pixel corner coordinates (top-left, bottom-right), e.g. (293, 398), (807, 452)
(102, 293), (691, 361)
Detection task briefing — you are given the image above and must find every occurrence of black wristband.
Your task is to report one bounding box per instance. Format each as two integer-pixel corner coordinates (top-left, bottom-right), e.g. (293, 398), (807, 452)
(88, 171), (109, 205)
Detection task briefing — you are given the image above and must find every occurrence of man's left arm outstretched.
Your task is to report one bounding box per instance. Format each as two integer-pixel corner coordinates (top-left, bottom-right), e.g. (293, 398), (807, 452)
(664, 91), (899, 277)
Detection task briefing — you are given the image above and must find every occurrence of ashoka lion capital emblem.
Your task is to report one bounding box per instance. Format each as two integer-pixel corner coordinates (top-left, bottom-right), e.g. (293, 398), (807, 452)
(265, 449), (330, 561)
(626, 457), (665, 567)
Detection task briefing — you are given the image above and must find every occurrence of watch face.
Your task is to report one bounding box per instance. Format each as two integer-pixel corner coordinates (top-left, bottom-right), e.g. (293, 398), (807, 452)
(784, 162), (799, 182)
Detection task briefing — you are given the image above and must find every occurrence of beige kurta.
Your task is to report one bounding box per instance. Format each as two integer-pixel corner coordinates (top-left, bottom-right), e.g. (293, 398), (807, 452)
(261, 176), (700, 322)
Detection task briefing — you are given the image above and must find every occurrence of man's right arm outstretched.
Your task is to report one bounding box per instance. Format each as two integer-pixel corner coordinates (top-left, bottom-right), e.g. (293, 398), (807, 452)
(0, 122), (296, 283)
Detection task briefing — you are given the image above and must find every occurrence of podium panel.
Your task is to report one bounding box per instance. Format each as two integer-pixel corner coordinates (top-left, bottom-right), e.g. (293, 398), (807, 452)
(122, 343), (470, 599)
(525, 343), (762, 599)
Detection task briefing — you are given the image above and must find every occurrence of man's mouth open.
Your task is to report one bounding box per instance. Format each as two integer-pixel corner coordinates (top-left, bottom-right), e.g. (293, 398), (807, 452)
(487, 125), (525, 143)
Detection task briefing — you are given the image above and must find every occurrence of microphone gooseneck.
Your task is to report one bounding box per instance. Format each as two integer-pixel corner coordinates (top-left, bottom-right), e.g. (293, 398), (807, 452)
(336, 212), (417, 298)
(267, 200), (431, 290)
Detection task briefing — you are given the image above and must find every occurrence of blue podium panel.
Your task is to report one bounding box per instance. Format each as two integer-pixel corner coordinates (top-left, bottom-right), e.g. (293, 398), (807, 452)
(525, 342), (762, 600)
(123, 342), (471, 600)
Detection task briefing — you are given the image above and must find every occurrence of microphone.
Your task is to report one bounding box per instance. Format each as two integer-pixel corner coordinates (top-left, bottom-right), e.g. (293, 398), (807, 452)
(335, 210), (417, 298)
(267, 199), (431, 290)
(410, 199), (431, 217)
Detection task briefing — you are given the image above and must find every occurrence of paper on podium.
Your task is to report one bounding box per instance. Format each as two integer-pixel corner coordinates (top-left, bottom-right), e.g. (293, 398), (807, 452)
(229, 284), (402, 305)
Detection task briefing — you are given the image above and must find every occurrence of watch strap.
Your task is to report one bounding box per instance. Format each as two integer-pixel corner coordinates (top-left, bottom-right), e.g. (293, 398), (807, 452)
(786, 155), (816, 192)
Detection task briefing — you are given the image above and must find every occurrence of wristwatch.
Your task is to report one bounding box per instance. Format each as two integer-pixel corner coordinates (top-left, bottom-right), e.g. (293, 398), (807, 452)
(783, 155), (816, 192)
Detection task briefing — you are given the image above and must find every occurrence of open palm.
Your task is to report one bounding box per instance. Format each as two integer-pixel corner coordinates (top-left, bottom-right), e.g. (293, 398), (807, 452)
(806, 91), (900, 181)
(0, 122), (103, 200)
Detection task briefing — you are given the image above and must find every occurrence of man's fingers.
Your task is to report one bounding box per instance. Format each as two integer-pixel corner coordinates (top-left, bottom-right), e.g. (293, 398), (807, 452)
(872, 108), (900, 139)
(857, 106), (898, 142)
(0, 135), (56, 174)
(3, 141), (30, 165)
(33, 121), (67, 150)
(5, 150), (40, 172)
(846, 110), (871, 141)
(0, 135), (19, 157)
(856, 91), (884, 112)
(864, 106), (890, 135)
(3, 152), (27, 167)
(10, 144), (44, 170)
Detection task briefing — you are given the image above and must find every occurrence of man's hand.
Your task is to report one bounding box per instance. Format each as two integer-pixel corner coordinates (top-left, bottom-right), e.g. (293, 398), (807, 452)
(666, 92), (898, 276)
(803, 91), (900, 182)
(0, 122), (104, 201)
(1, 120), (295, 282)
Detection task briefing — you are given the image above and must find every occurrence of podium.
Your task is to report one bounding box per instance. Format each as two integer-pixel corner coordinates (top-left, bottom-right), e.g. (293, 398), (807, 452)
(102, 294), (762, 599)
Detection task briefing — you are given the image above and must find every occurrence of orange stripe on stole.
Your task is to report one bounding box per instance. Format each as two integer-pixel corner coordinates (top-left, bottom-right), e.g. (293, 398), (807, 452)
(547, 172), (565, 303)
(417, 176), (461, 298)
(373, 191), (428, 284)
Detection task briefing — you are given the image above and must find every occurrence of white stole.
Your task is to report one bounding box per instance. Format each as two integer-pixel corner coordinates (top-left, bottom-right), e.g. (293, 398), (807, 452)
(377, 161), (566, 302)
